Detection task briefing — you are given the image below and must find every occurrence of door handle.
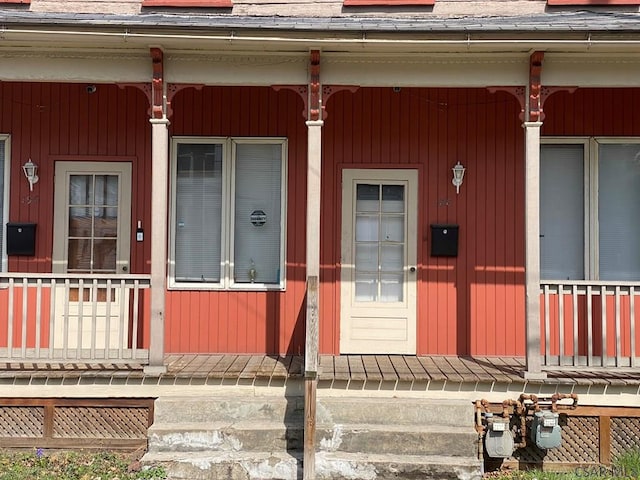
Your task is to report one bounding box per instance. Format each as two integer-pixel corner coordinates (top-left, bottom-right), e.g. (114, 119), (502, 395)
(409, 266), (416, 273)
(122, 266), (128, 272)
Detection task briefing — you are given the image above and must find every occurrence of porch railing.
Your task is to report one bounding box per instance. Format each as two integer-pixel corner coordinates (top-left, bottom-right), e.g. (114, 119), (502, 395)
(541, 281), (640, 368)
(0, 273), (151, 364)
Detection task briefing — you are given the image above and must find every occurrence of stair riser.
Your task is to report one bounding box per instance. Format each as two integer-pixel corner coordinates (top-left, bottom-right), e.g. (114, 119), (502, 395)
(153, 398), (303, 424)
(154, 397), (473, 428)
(148, 427), (476, 457)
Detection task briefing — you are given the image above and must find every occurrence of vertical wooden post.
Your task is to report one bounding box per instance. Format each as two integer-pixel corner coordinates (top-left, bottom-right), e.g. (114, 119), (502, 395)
(599, 415), (611, 465)
(145, 47), (168, 375)
(304, 49), (323, 480)
(304, 276), (319, 480)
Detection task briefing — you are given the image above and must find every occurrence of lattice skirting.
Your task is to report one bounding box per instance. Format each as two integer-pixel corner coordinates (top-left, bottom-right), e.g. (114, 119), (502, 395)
(486, 406), (640, 469)
(0, 399), (153, 450)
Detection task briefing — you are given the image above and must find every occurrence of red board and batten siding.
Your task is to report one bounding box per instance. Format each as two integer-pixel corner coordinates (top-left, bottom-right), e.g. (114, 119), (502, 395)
(322, 88), (526, 357)
(0, 82), (152, 349)
(165, 87), (308, 354)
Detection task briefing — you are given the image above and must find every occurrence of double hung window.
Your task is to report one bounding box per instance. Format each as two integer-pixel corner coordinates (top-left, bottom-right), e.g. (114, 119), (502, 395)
(540, 138), (640, 281)
(170, 137), (287, 290)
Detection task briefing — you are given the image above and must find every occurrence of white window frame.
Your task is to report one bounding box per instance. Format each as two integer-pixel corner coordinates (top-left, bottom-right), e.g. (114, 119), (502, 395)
(169, 136), (287, 291)
(541, 136), (640, 281)
(0, 135), (10, 273)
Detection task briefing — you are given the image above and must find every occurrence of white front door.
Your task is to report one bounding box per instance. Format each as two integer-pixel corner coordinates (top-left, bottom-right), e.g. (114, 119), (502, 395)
(340, 169), (418, 354)
(52, 162), (132, 350)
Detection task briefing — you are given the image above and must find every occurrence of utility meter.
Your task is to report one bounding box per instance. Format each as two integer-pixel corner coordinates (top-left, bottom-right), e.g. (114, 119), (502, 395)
(484, 413), (515, 458)
(531, 411), (561, 449)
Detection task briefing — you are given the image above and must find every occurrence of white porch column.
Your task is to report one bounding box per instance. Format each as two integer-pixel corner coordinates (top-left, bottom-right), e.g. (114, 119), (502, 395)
(145, 118), (170, 375)
(304, 119), (323, 480)
(523, 121), (546, 379)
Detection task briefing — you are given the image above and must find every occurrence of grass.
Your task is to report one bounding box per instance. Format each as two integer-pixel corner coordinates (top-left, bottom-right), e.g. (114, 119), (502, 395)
(0, 450), (166, 480)
(487, 447), (640, 480)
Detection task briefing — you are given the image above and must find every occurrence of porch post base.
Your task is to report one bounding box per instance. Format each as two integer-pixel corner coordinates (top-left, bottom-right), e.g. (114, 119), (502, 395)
(143, 365), (168, 376)
(522, 370), (547, 380)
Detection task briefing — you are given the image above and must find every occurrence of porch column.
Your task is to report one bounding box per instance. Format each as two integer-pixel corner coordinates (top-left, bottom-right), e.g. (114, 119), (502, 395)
(304, 49), (322, 480)
(145, 48), (168, 375)
(523, 120), (545, 379)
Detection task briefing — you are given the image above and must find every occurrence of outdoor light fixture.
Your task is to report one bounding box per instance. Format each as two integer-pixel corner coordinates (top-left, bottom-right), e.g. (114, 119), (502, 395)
(452, 161), (466, 194)
(22, 159), (39, 191)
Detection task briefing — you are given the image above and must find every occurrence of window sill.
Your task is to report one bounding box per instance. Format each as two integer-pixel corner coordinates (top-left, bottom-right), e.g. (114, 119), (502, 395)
(168, 281), (286, 292)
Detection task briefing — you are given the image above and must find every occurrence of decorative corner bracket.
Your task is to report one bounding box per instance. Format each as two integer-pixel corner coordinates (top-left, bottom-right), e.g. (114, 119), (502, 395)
(528, 51), (545, 122)
(150, 47), (165, 120)
(309, 50), (322, 121)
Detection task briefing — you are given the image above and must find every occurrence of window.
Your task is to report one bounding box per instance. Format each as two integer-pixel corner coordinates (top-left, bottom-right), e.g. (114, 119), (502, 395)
(540, 138), (640, 281)
(170, 137), (287, 290)
(0, 136), (8, 272)
(141, 0), (232, 7)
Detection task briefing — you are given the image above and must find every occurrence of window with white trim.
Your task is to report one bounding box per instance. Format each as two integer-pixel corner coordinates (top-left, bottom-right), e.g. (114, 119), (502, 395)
(170, 137), (287, 290)
(540, 138), (640, 281)
(0, 135), (8, 272)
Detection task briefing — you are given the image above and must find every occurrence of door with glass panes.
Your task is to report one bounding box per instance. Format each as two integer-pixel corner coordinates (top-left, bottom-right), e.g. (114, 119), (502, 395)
(52, 162), (132, 350)
(340, 169), (418, 354)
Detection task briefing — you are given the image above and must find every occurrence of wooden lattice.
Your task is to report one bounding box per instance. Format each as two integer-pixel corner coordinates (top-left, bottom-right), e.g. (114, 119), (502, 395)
(0, 407), (44, 437)
(53, 407), (148, 439)
(611, 418), (640, 458)
(511, 416), (599, 463)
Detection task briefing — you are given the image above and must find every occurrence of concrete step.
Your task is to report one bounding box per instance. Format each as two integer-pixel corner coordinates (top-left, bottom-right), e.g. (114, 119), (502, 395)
(142, 450), (482, 480)
(148, 421), (476, 457)
(153, 396), (303, 424)
(316, 451), (483, 480)
(316, 423), (478, 457)
(317, 397), (474, 427)
(141, 450), (301, 480)
(148, 421), (303, 453)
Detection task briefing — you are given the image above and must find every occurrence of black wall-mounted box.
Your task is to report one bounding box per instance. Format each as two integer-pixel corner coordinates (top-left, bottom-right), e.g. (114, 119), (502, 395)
(430, 224), (459, 257)
(6, 223), (37, 256)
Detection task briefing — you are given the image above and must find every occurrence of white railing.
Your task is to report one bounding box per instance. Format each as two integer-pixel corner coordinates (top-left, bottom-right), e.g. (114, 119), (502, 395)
(0, 273), (151, 364)
(541, 281), (640, 368)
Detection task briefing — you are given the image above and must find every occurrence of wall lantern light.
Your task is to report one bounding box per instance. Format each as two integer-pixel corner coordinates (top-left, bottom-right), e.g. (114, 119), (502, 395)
(452, 161), (466, 194)
(22, 159), (39, 191)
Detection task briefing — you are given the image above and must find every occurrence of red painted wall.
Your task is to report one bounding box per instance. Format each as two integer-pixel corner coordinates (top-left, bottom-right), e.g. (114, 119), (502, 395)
(5, 83), (638, 357)
(0, 82), (152, 275)
(165, 87), (307, 354)
(322, 88), (526, 356)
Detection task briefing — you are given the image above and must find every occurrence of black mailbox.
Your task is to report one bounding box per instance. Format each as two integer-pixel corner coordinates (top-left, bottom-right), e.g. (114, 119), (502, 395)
(6, 223), (36, 256)
(430, 224), (459, 257)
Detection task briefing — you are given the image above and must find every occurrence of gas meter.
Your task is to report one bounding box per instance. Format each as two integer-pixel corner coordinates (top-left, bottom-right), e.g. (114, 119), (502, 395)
(484, 413), (515, 458)
(531, 411), (561, 449)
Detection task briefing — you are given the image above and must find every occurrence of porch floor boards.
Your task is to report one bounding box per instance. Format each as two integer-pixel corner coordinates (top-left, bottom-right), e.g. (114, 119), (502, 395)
(0, 355), (638, 386)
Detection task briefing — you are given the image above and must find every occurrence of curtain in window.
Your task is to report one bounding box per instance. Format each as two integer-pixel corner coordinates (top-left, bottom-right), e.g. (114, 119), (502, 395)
(175, 143), (223, 282)
(598, 144), (640, 281)
(540, 145), (585, 280)
(233, 143), (282, 284)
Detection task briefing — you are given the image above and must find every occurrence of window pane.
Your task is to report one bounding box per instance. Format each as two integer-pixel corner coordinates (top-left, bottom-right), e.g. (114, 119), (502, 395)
(540, 145), (585, 280)
(380, 273), (403, 302)
(67, 239), (92, 271)
(381, 185), (404, 213)
(93, 239), (117, 271)
(356, 244), (378, 272)
(356, 184), (379, 212)
(233, 143), (282, 284)
(598, 144), (640, 280)
(175, 143), (223, 282)
(355, 273), (378, 301)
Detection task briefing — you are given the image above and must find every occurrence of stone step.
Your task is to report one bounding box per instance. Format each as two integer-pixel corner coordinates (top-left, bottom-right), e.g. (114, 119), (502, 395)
(317, 397), (474, 426)
(316, 424), (478, 457)
(142, 450), (482, 480)
(153, 396), (473, 428)
(148, 422), (476, 457)
(153, 396), (303, 424)
(141, 450), (301, 480)
(316, 451), (483, 480)
(148, 421), (303, 453)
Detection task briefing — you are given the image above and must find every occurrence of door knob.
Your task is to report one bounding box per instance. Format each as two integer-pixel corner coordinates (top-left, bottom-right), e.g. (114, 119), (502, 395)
(409, 266), (416, 273)
(122, 266), (128, 272)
